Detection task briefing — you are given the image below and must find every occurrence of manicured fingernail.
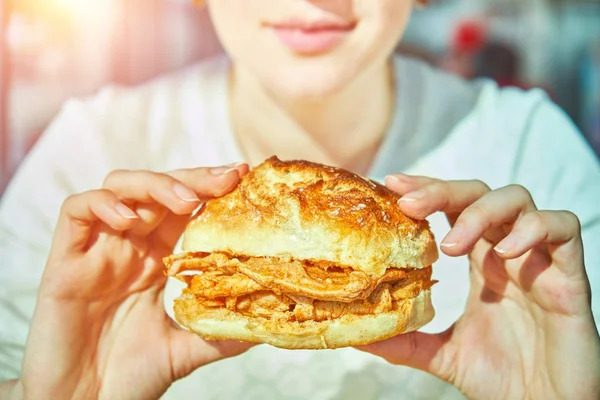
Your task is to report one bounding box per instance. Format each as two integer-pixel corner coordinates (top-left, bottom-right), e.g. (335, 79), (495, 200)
(210, 166), (237, 175)
(395, 173), (413, 181)
(387, 174), (412, 183)
(441, 224), (465, 248)
(398, 190), (425, 203)
(494, 246), (508, 254)
(440, 242), (458, 248)
(494, 234), (519, 255)
(173, 183), (200, 202)
(115, 203), (138, 219)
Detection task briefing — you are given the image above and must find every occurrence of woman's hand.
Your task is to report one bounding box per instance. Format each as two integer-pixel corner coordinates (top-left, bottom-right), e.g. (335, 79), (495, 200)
(19, 164), (253, 400)
(360, 175), (600, 400)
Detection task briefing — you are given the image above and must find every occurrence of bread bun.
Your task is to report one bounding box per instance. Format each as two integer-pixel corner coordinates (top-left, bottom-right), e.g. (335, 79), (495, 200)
(166, 157), (439, 349)
(174, 289), (434, 349)
(183, 156), (437, 277)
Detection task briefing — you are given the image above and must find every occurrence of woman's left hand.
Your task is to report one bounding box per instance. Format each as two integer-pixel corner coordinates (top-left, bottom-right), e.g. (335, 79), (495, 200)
(359, 175), (600, 400)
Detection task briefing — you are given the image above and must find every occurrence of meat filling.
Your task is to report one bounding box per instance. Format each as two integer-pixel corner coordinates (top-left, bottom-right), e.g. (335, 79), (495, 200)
(167, 252), (410, 302)
(165, 252), (434, 322)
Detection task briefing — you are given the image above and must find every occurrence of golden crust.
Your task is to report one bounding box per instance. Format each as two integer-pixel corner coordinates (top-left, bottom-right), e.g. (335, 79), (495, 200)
(182, 157), (439, 277)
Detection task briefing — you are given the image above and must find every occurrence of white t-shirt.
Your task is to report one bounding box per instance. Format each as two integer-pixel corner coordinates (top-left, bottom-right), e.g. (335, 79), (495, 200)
(1, 55), (599, 400)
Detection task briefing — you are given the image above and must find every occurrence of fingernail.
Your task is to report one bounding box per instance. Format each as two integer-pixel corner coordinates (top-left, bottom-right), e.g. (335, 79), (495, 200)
(385, 175), (400, 183)
(115, 203), (138, 219)
(441, 224), (465, 248)
(228, 161), (245, 167)
(494, 234), (519, 255)
(173, 183), (200, 202)
(210, 166), (238, 175)
(387, 174), (412, 183)
(494, 246), (509, 254)
(395, 173), (413, 181)
(398, 190), (425, 203)
(440, 242), (458, 248)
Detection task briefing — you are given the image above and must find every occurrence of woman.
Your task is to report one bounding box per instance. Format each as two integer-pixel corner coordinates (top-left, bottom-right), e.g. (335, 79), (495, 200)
(1, 1), (599, 399)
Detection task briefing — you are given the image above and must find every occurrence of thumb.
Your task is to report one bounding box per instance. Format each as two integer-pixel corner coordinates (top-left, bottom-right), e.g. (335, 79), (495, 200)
(356, 330), (450, 378)
(169, 328), (256, 380)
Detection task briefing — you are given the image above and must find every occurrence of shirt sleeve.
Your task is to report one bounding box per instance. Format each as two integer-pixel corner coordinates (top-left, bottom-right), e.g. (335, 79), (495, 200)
(0, 99), (111, 380)
(510, 95), (600, 325)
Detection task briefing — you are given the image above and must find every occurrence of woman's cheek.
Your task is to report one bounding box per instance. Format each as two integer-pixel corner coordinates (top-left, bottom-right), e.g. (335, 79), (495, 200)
(353, 0), (413, 51)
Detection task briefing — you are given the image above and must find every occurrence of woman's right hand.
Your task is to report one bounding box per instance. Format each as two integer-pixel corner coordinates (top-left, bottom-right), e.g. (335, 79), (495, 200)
(18, 164), (252, 400)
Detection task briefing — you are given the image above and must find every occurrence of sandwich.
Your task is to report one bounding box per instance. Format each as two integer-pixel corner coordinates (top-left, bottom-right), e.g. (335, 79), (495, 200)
(163, 156), (438, 349)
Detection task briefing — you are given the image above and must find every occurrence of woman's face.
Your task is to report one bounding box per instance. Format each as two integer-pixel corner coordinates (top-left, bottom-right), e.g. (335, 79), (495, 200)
(206, 0), (414, 99)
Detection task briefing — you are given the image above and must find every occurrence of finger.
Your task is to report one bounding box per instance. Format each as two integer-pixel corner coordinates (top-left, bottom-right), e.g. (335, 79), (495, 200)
(168, 163), (248, 198)
(103, 171), (199, 215)
(127, 203), (170, 237)
(169, 328), (256, 381)
(440, 185), (537, 256)
(52, 190), (139, 255)
(494, 210), (583, 264)
(226, 162), (250, 178)
(139, 164), (248, 241)
(356, 331), (449, 379)
(385, 174), (436, 196)
(391, 178), (491, 221)
(103, 165), (244, 215)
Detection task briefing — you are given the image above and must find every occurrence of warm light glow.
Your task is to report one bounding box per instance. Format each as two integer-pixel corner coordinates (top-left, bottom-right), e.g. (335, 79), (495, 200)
(12, 0), (112, 22)
(9, 0), (116, 44)
(52, 0), (103, 17)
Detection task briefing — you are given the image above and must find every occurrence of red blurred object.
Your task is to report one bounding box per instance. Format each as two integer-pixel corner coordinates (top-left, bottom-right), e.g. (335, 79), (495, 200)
(453, 20), (486, 54)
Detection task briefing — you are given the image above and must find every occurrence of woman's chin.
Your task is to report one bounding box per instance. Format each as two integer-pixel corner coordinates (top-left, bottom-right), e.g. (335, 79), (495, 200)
(272, 83), (345, 102)
(262, 68), (357, 102)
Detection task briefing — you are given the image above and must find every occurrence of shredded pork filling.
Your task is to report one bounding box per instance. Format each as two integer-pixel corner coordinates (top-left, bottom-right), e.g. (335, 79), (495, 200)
(165, 252), (434, 322)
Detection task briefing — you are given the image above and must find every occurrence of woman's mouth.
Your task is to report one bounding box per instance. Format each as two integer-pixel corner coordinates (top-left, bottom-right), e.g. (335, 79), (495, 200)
(269, 20), (356, 55)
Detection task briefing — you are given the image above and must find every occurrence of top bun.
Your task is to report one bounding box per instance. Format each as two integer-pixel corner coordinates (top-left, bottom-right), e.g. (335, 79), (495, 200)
(182, 157), (438, 277)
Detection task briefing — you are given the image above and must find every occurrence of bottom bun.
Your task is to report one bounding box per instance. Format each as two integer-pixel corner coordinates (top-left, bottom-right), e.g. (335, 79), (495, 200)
(174, 290), (434, 350)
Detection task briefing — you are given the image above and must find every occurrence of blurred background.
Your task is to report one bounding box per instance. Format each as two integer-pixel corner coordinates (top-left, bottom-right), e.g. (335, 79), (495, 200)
(0, 0), (599, 191)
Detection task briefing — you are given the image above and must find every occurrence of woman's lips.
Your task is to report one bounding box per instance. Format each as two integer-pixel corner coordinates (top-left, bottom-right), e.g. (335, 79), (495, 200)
(271, 22), (355, 55)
